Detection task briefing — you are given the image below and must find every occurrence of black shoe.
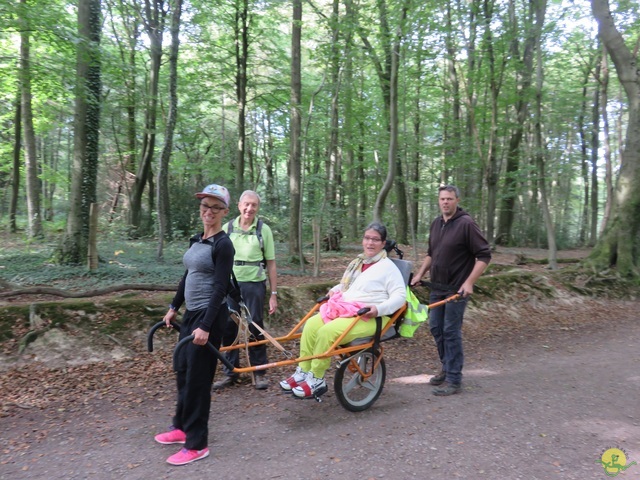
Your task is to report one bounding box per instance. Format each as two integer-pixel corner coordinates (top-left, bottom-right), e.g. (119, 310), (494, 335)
(429, 370), (446, 386)
(213, 376), (239, 390)
(432, 382), (461, 396)
(254, 376), (269, 390)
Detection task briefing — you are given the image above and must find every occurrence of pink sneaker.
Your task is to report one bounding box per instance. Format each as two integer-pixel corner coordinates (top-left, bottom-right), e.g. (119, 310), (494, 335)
(166, 447), (210, 466)
(154, 428), (186, 445)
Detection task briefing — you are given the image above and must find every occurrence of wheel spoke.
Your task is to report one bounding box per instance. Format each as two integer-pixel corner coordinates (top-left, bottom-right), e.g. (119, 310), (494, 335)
(358, 378), (378, 392)
(342, 374), (360, 395)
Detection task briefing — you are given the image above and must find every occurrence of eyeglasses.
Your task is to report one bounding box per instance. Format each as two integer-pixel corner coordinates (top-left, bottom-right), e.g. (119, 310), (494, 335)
(363, 236), (383, 243)
(200, 203), (226, 213)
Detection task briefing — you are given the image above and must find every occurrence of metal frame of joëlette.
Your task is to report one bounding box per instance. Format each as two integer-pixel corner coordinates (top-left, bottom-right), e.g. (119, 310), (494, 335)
(219, 293), (461, 377)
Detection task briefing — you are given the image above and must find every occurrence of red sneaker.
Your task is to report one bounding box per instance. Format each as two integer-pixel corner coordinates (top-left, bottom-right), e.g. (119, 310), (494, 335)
(154, 428), (186, 445)
(166, 447), (210, 466)
(292, 372), (328, 399)
(279, 366), (307, 392)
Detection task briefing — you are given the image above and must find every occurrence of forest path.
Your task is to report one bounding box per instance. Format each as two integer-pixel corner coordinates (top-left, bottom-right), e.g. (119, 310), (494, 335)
(1, 298), (638, 480)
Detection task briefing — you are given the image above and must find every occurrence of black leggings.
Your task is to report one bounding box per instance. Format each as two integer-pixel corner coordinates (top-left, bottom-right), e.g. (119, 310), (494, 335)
(172, 306), (226, 450)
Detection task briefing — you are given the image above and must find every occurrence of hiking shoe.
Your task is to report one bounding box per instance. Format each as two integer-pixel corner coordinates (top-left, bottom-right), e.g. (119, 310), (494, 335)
(432, 382), (461, 396)
(254, 375), (269, 390)
(154, 428), (186, 445)
(279, 366), (307, 392)
(292, 372), (328, 399)
(429, 370), (446, 386)
(166, 447), (209, 466)
(212, 376), (239, 390)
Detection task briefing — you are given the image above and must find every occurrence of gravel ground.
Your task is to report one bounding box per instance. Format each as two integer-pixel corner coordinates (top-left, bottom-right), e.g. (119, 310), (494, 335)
(1, 295), (639, 480)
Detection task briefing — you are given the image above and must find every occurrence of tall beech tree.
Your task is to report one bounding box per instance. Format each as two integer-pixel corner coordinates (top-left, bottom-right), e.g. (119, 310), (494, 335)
(128, 0), (166, 235)
(104, 0), (141, 224)
(58, 0), (102, 264)
(157, 0), (182, 260)
(289, 0), (303, 261)
(57, 0), (102, 264)
(11, 83), (22, 234)
(19, 0), (43, 239)
(234, 0), (251, 193)
(495, 0), (544, 245)
(589, 0), (640, 276)
(357, 0), (411, 240)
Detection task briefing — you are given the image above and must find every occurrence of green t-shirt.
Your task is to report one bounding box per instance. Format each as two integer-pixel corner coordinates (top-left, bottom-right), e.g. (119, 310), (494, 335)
(223, 217), (275, 282)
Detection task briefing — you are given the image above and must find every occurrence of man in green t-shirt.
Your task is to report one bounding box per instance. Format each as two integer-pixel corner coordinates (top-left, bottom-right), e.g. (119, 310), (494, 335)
(213, 190), (278, 390)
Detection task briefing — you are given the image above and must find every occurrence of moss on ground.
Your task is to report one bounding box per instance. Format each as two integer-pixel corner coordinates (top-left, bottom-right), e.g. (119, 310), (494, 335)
(1, 267), (638, 361)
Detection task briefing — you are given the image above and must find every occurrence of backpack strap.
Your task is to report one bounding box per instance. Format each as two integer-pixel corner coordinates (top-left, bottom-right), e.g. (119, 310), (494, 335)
(197, 233), (242, 303)
(256, 219), (264, 255)
(256, 219), (266, 267)
(227, 218), (267, 268)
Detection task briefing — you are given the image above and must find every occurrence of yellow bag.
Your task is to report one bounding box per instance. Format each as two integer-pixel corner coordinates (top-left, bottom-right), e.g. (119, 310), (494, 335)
(398, 287), (429, 338)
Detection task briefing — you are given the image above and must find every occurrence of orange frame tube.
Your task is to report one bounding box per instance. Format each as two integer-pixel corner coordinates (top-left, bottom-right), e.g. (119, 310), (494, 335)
(223, 293), (460, 375)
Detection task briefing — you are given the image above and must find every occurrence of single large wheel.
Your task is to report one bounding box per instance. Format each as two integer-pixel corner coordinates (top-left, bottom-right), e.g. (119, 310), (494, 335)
(334, 349), (386, 412)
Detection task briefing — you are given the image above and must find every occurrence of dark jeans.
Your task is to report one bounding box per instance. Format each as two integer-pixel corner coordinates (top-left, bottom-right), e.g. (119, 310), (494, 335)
(173, 305), (226, 450)
(428, 293), (468, 385)
(222, 280), (268, 377)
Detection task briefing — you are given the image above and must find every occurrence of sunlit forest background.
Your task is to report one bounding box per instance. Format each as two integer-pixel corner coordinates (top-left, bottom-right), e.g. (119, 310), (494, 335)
(0, 0), (638, 273)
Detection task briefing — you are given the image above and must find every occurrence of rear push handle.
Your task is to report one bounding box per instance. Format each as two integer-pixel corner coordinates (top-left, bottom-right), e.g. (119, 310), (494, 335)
(147, 320), (180, 353)
(172, 335), (236, 372)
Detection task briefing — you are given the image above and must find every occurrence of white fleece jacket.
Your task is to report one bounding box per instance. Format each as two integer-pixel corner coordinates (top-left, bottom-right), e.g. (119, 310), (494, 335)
(331, 257), (407, 316)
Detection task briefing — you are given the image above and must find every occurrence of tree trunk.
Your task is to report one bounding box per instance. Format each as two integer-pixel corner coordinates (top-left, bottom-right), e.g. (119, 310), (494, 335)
(247, 117), (255, 187)
(358, 130), (366, 229)
(410, 31), (423, 241)
(578, 67), (590, 245)
(496, 0), (539, 245)
(10, 88), (21, 233)
(289, 0), (303, 262)
(221, 92), (227, 164)
(57, 0), (102, 264)
(482, 0), (500, 244)
(344, 0), (359, 240)
(82, 0), (102, 239)
(157, 0), (182, 260)
(105, 0), (140, 223)
(372, 0), (410, 227)
(589, 53), (601, 246)
(588, 0), (640, 276)
(19, 0), (43, 239)
(443, 0), (462, 183)
(599, 46), (613, 235)
(531, 0), (555, 268)
(264, 110), (277, 206)
(322, 0), (341, 248)
(129, 0), (165, 235)
(235, 0), (250, 194)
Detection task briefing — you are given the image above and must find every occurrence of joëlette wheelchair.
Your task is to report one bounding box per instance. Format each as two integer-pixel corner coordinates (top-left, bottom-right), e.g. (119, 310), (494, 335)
(148, 241), (459, 412)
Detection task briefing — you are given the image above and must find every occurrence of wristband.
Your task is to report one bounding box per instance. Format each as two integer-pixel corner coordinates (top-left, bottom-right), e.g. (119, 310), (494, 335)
(271, 291), (278, 296)
(169, 304), (178, 311)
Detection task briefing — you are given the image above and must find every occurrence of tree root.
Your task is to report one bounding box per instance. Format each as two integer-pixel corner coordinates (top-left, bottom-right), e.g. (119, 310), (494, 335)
(0, 283), (176, 299)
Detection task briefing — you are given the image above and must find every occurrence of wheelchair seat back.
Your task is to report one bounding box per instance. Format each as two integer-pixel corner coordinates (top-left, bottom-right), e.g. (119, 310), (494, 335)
(390, 258), (412, 286)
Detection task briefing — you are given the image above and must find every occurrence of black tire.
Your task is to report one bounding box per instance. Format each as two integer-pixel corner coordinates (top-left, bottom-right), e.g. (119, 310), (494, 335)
(334, 349), (386, 412)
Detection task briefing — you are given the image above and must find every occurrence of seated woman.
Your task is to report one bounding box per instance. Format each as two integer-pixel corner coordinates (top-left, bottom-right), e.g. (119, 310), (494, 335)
(280, 222), (407, 399)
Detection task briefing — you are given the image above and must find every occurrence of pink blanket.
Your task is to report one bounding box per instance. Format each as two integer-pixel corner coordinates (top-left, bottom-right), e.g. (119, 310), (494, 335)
(319, 292), (367, 324)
